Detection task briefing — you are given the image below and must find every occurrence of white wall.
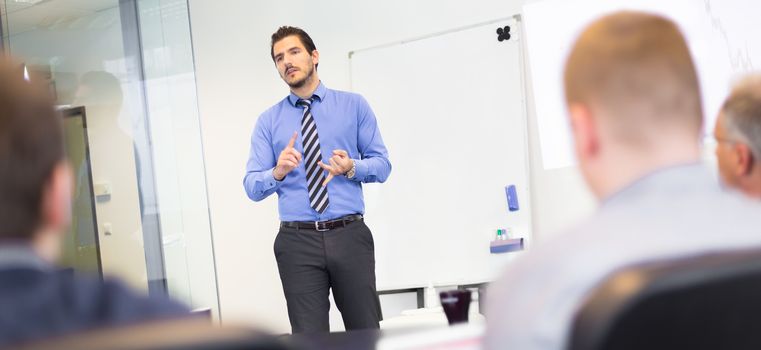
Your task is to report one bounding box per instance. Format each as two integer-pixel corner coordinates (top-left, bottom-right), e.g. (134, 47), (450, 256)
(523, 48), (596, 241)
(188, 0), (596, 332)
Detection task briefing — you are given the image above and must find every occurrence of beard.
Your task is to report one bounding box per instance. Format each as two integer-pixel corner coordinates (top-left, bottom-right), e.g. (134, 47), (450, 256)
(286, 65), (314, 89)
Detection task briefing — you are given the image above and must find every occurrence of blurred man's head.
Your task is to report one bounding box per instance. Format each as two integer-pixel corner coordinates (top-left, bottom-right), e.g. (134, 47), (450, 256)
(714, 75), (761, 198)
(75, 71), (124, 111)
(0, 58), (71, 260)
(564, 11), (703, 199)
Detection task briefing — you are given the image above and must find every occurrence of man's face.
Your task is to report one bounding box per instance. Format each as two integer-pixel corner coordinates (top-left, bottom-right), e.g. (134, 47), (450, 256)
(273, 35), (318, 89)
(714, 112), (740, 187)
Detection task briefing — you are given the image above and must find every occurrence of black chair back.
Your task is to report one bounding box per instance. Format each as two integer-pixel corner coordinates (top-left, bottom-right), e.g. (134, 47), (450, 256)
(570, 248), (761, 350)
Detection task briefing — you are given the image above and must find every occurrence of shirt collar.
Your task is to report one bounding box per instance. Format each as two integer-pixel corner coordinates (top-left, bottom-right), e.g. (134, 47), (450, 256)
(601, 161), (709, 208)
(287, 81), (327, 106)
(0, 243), (51, 271)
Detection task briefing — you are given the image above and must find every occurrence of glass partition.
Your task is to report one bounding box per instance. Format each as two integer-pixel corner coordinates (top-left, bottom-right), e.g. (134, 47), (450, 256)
(1, 0), (218, 320)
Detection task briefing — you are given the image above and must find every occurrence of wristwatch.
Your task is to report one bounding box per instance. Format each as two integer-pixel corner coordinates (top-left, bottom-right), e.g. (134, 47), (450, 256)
(345, 160), (356, 179)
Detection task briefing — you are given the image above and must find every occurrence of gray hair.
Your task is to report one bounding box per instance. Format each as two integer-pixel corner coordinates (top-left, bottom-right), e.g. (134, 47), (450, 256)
(721, 74), (761, 158)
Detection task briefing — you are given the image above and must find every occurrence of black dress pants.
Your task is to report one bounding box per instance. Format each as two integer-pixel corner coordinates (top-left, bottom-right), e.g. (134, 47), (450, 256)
(274, 219), (382, 333)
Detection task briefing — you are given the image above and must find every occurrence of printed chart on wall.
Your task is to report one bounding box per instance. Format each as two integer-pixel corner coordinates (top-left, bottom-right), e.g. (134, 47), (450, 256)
(524, 0), (761, 169)
(350, 16), (533, 291)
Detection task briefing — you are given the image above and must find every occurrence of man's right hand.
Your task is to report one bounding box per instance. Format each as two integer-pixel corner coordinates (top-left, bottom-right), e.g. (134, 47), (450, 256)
(273, 132), (302, 181)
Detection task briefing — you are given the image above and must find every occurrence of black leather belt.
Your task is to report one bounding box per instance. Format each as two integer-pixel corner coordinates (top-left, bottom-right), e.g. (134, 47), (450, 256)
(280, 214), (363, 232)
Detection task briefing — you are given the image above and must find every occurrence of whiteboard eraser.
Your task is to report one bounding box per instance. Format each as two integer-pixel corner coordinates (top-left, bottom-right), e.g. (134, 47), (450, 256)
(506, 185), (519, 212)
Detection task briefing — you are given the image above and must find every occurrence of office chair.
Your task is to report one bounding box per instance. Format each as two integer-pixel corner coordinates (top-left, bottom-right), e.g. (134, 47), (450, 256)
(569, 248), (761, 350)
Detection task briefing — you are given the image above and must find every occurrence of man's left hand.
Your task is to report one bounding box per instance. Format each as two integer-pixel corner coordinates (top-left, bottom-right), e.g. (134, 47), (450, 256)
(318, 150), (353, 186)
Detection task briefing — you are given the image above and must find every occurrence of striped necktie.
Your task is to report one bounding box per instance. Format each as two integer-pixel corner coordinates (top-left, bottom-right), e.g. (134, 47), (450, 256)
(297, 98), (330, 213)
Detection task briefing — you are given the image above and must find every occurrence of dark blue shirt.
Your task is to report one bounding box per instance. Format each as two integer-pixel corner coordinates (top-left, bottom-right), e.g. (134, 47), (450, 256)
(0, 246), (190, 348)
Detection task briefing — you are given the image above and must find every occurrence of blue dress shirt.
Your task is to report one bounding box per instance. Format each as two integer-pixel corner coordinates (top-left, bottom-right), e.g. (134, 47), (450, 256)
(244, 82), (391, 222)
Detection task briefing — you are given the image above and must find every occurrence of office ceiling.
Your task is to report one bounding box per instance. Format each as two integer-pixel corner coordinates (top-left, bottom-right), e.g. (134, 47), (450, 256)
(1, 0), (119, 35)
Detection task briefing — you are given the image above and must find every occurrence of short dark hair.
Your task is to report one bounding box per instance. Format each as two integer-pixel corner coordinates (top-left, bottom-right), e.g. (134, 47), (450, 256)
(0, 58), (64, 240)
(270, 26), (318, 66)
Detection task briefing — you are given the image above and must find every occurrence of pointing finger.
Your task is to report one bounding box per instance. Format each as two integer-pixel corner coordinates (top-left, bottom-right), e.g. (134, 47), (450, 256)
(323, 173), (335, 187)
(287, 131), (298, 149)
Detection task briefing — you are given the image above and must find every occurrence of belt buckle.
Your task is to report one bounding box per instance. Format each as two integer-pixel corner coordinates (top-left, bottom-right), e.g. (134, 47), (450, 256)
(315, 221), (329, 232)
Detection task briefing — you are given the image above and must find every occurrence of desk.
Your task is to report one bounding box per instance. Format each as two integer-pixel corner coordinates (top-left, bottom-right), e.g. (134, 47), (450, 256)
(379, 282), (489, 309)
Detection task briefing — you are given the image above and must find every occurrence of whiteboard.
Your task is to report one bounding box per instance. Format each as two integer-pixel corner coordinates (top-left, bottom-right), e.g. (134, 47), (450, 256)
(524, 0), (761, 169)
(350, 16), (532, 291)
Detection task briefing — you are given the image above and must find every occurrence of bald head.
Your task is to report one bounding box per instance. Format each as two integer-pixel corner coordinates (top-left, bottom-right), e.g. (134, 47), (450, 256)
(563, 11), (704, 199)
(564, 11), (703, 146)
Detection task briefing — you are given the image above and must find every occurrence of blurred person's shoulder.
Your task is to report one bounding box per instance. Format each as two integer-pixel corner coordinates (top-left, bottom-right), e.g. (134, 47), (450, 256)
(11, 268), (190, 323)
(0, 267), (190, 347)
(68, 272), (191, 323)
